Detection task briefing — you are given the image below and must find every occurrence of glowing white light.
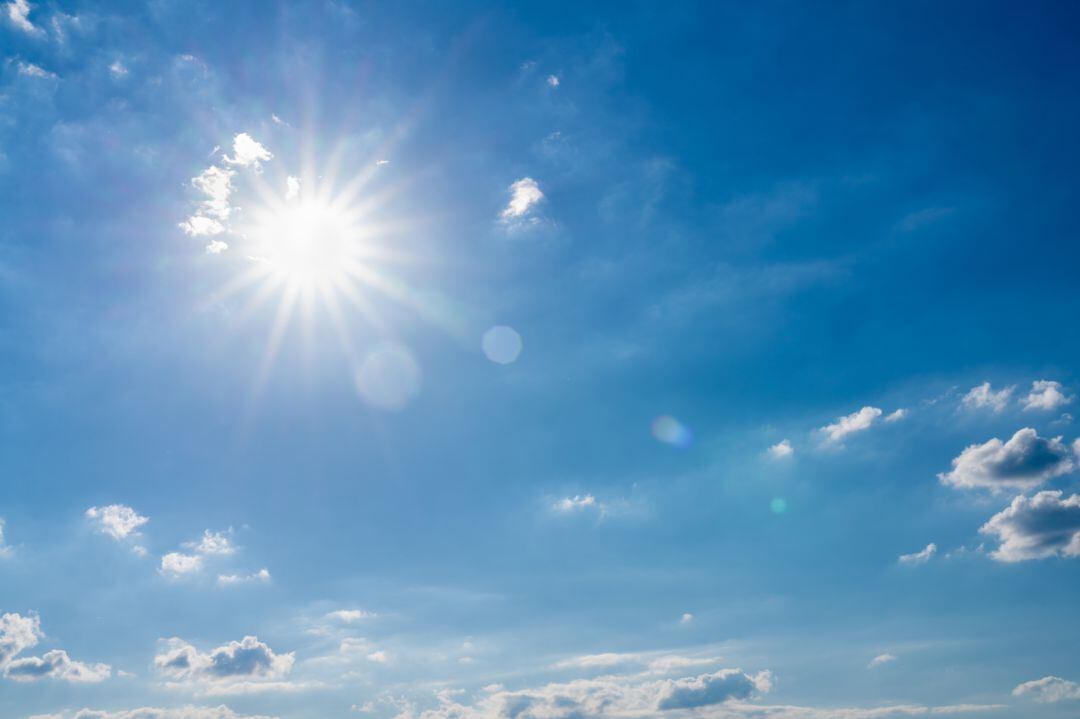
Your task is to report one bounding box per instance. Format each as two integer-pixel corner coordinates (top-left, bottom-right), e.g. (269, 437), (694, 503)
(482, 325), (523, 364)
(251, 201), (354, 288)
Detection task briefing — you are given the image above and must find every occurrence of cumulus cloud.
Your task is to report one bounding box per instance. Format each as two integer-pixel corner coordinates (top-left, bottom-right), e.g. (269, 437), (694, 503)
(205, 239), (228, 254)
(500, 177), (545, 219)
(938, 428), (1075, 491)
(898, 543), (936, 565)
(5, 0), (41, 35)
(656, 669), (772, 709)
(1013, 675), (1080, 702)
(155, 636), (294, 692)
(820, 406), (882, 444)
(160, 552), (203, 577)
(868, 653), (897, 668)
(217, 569), (270, 586)
(962, 382), (1014, 413)
(0, 613), (110, 684)
(980, 490), (1080, 562)
(546, 74), (560, 88)
(86, 505), (149, 540)
(884, 409), (907, 422)
(1022, 380), (1073, 412)
(553, 494), (597, 513)
(181, 216), (226, 237)
(767, 439), (793, 458)
(186, 530), (235, 556)
(34, 706), (280, 719)
(5, 649), (111, 683)
(225, 133), (272, 169)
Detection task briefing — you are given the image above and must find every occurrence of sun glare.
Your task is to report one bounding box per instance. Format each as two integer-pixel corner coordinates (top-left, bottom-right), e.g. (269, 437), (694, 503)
(251, 200), (356, 289)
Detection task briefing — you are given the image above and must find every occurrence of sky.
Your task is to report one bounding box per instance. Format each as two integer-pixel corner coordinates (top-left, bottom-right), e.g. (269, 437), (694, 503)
(2, 1), (1080, 718)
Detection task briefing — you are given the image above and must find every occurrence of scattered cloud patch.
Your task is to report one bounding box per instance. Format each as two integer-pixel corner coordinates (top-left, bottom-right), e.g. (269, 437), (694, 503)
(155, 636), (295, 694)
(898, 543), (936, 566)
(1022, 380), (1072, 412)
(218, 569), (270, 586)
(186, 530), (235, 556)
(820, 406), (882, 444)
(161, 552), (203, 577)
(285, 176), (300, 201)
(679, 613), (694, 625)
(0, 612), (110, 683)
(546, 74), (560, 88)
(553, 494), (597, 513)
(31, 707), (280, 719)
(86, 505), (148, 540)
(1013, 675), (1080, 703)
(500, 177), (545, 220)
(225, 133), (272, 169)
(767, 439), (793, 459)
(981, 491), (1080, 562)
(5, 0), (41, 35)
(962, 382), (1014, 413)
(109, 60), (128, 77)
(205, 239), (228, 254)
(938, 428), (1075, 491)
(0, 519), (10, 558)
(868, 653), (897, 669)
(884, 408), (907, 422)
(657, 669), (772, 709)
(17, 61), (56, 79)
(325, 609), (375, 623)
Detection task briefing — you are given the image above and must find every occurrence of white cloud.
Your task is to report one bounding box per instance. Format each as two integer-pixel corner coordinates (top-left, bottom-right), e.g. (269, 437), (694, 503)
(225, 133), (272, 169)
(767, 439), (793, 458)
(155, 636), (295, 692)
(898, 543), (936, 566)
(1013, 675), (1080, 703)
(962, 382), (1015, 412)
(5, 0), (41, 35)
(868, 653), (897, 669)
(0, 519), (10, 557)
(884, 408), (907, 422)
(108, 60), (128, 77)
(160, 552), (203, 577)
(205, 239), (229, 254)
(217, 569), (270, 586)
(186, 530), (235, 556)
(547, 74), (560, 88)
(17, 61), (56, 79)
(190, 166), (234, 221)
(679, 613), (694, 625)
(180, 217), (225, 237)
(325, 609), (375, 623)
(820, 406), (882, 444)
(366, 650), (388, 664)
(1022, 380), (1073, 412)
(285, 176), (300, 200)
(0, 613), (110, 684)
(500, 177), (545, 219)
(938, 428), (1075, 491)
(980, 490), (1080, 562)
(86, 505), (148, 540)
(553, 495), (597, 513)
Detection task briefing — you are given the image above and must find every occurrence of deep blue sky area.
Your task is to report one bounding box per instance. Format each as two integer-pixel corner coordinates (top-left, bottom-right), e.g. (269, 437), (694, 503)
(2, 2), (1080, 719)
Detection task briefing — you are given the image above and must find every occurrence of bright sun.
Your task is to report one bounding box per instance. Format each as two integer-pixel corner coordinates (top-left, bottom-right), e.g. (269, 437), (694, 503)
(251, 200), (356, 289)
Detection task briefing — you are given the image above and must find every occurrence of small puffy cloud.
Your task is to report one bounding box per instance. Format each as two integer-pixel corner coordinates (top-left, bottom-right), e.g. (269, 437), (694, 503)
(898, 543), (936, 565)
(655, 669), (772, 709)
(285, 176), (300, 200)
(1022, 380), (1073, 412)
(980, 490), (1080, 562)
(205, 239), (229, 254)
(190, 166), (234, 221)
(820, 406), (882, 444)
(679, 613), (694, 624)
(0, 613), (110, 683)
(553, 495), (597, 513)
(186, 530), (235, 556)
(1013, 675), (1080, 703)
(17, 61), (56, 79)
(884, 408), (907, 422)
(546, 74), (560, 88)
(86, 505), (149, 540)
(962, 382), (1014, 412)
(938, 428), (1075, 491)
(108, 60), (128, 77)
(155, 636), (294, 687)
(160, 552), (203, 577)
(5, 0), (41, 35)
(181, 216), (225, 237)
(500, 177), (545, 219)
(217, 569), (270, 587)
(366, 650), (388, 664)
(868, 653), (897, 668)
(5, 649), (111, 683)
(225, 133), (272, 169)
(767, 439), (793, 458)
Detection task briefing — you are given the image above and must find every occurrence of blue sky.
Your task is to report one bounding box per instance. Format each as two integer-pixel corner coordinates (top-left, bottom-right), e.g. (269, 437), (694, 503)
(3, 1), (1080, 718)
